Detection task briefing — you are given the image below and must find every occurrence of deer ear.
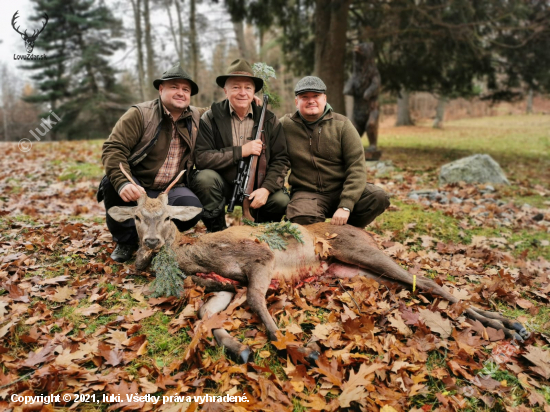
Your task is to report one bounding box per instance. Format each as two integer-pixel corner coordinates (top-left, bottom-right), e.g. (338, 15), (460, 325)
(167, 206), (203, 222)
(108, 206), (137, 222)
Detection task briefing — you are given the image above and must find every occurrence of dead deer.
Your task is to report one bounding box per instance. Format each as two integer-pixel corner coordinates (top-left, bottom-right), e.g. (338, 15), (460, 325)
(107, 165), (529, 363)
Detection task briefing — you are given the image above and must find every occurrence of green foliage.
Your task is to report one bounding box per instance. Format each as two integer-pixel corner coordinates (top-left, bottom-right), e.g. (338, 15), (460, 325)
(243, 220), (304, 250)
(252, 62), (281, 108)
(150, 246), (186, 298)
(23, 0), (132, 139)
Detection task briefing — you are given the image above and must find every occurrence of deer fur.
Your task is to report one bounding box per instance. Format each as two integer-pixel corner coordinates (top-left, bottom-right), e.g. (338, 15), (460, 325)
(108, 193), (529, 363)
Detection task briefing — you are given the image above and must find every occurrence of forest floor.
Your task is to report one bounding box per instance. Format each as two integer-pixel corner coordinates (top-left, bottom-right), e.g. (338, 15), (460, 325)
(0, 114), (549, 411)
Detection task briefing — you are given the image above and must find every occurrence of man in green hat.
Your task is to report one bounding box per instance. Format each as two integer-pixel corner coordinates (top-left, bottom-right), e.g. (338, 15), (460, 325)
(99, 63), (207, 262)
(280, 76), (390, 228)
(192, 59), (290, 232)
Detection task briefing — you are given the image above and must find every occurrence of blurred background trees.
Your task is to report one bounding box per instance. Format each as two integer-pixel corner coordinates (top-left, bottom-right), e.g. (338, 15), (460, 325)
(1, 0), (549, 141)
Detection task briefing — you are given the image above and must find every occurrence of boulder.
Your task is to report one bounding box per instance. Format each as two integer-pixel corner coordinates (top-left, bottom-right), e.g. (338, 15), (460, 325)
(439, 154), (510, 186)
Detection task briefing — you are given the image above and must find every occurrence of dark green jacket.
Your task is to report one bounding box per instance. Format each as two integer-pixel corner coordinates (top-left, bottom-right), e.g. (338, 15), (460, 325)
(102, 98), (205, 193)
(280, 109), (366, 211)
(195, 99), (290, 194)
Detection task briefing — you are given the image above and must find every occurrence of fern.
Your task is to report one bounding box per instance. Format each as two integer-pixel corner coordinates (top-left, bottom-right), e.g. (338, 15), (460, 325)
(150, 246), (186, 298)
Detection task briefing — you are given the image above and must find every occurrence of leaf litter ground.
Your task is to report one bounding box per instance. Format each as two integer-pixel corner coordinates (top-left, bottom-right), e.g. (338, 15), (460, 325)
(0, 133), (549, 411)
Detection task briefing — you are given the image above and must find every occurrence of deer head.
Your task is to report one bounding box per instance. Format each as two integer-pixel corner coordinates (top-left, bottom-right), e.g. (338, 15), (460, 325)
(107, 164), (202, 269)
(12, 11), (49, 54)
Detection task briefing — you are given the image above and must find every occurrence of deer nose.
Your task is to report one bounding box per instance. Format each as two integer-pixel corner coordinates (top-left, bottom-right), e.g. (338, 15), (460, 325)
(144, 238), (160, 249)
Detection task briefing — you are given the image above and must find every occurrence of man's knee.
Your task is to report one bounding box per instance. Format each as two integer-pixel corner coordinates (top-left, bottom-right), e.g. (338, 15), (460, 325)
(367, 185), (390, 214)
(192, 169), (223, 191)
(265, 189), (290, 214)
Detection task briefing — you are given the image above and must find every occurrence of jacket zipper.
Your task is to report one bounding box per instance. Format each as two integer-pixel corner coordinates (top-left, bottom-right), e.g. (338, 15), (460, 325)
(305, 124), (323, 193)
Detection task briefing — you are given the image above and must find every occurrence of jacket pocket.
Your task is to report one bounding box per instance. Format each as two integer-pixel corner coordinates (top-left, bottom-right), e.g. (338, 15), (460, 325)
(286, 195), (320, 219)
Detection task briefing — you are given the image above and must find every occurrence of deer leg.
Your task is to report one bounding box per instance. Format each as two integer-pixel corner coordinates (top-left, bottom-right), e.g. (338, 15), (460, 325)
(199, 291), (251, 364)
(246, 266), (279, 342)
(331, 243), (528, 342)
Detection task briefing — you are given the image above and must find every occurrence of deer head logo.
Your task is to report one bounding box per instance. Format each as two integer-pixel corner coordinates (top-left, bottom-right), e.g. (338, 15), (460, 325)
(12, 11), (48, 54)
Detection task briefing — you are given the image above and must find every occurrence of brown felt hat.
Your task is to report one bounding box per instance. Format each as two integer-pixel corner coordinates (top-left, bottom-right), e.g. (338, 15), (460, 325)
(153, 63), (199, 95)
(216, 59), (263, 92)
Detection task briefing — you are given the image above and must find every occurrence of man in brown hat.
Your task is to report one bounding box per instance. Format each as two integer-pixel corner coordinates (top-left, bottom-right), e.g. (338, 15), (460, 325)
(99, 63), (206, 262)
(192, 59), (290, 232)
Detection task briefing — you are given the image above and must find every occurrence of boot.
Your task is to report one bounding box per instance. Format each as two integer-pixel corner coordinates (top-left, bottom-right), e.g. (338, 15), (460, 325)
(111, 243), (138, 263)
(203, 214), (227, 233)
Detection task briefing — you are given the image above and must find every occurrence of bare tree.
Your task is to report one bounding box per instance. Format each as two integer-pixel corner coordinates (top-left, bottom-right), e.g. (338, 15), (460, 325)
(143, 0), (157, 99)
(313, 0), (351, 114)
(131, 0), (146, 101)
(396, 88), (413, 126)
(189, 0), (200, 80)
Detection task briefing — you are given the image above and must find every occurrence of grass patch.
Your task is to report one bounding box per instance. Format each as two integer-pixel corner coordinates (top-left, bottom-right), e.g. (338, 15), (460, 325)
(372, 200), (550, 260)
(375, 115), (550, 184)
(59, 162), (104, 181)
(136, 312), (191, 369)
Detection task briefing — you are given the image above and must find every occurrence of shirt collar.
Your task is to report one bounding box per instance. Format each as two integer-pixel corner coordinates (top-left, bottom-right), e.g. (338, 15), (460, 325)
(229, 102), (253, 119)
(162, 103), (188, 121)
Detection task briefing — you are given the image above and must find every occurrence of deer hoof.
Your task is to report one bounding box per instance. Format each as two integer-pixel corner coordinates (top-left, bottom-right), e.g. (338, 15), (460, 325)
(238, 347), (252, 364)
(305, 350), (320, 363)
(512, 322), (530, 340)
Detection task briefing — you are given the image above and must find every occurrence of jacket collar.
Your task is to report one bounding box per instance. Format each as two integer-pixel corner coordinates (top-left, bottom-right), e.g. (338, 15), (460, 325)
(290, 109), (333, 124)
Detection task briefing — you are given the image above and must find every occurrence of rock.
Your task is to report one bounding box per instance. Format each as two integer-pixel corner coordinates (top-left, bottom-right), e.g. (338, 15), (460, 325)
(394, 174), (404, 183)
(409, 189), (439, 198)
(439, 154), (510, 186)
(450, 197), (463, 204)
(408, 193), (420, 201)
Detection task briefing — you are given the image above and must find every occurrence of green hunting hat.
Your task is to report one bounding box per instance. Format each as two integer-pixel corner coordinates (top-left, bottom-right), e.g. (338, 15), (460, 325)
(294, 76), (327, 95)
(153, 63), (199, 95)
(216, 59), (263, 92)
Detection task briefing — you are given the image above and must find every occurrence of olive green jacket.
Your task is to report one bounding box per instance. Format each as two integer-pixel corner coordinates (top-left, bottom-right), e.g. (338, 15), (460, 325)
(280, 109), (366, 211)
(102, 98), (206, 193)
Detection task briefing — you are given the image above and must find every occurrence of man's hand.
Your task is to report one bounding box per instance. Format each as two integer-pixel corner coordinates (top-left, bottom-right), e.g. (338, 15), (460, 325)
(248, 188), (270, 209)
(331, 208), (350, 225)
(253, 95), (262, 106)
(120, 183), (146, 202)
(242, 140), (263, 157)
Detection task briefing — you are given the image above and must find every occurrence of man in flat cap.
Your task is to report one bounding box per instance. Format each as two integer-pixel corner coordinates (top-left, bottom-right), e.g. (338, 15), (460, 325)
(192, 59), (290, 232)
(99, 63), (206, 262)
(280, 76), (390, 227)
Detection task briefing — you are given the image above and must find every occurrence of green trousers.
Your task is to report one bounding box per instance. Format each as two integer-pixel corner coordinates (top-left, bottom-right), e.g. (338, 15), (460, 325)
(191, 169), (290, 229)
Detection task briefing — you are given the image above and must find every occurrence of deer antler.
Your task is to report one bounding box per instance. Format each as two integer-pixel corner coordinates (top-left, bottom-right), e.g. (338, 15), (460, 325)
(119, 163), (135, 184)
(161, 170), (186, 194)
(11, 11), (25, 36)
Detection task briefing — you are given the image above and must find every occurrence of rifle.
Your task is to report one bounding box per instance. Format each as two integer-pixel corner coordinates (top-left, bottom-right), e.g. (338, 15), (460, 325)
(228, 94), (269, 221)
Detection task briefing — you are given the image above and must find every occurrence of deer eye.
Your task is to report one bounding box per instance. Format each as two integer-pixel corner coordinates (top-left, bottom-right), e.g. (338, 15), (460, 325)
(165, 217), (170, 222)
(134, 216), (141, 222)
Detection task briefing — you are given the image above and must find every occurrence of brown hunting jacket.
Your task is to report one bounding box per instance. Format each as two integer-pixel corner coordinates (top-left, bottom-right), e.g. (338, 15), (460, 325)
(280, 109), (366, 212)
(102, 98), (206, 193)
(195, 99), (290, 194)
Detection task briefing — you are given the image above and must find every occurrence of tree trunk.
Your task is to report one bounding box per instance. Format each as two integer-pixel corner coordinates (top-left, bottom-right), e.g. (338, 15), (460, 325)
(526, 88), (533, 114)
(189, 0), (199, 81)
(396, 89), (413, 126)
(313, 0), (351, 114)
(175, 0), (185, 64)
(433, 95), (446, 128)
(233, 19), (249, 60)
(131, 0), (145, 101)
(143, 0), (156, 100)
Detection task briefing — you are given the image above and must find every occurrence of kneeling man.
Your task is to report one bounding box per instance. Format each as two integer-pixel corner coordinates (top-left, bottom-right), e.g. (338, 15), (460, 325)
(280, 76), (390, 227)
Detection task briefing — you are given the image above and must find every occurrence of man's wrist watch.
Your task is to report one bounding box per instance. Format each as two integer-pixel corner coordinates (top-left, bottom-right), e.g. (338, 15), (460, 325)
(342, 207), (350, 212)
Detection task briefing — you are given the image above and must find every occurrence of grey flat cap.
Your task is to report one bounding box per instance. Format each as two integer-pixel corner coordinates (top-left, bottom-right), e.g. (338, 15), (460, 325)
(294, 76), (327, 95)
